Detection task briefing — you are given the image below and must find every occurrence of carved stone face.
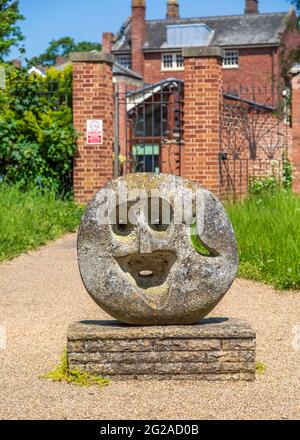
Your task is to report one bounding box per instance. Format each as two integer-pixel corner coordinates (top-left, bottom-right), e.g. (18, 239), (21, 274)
(77, 174), (238, 325)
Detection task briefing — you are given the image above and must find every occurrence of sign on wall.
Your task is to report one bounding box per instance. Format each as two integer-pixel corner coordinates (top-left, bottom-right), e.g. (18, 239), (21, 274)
(87, 120), (103, 145)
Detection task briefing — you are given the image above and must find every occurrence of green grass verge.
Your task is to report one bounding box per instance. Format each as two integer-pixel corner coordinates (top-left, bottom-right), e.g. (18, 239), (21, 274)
(0, 184), (84, 262)
(226, 191), (300, 291)
(41, 349), (110, 388)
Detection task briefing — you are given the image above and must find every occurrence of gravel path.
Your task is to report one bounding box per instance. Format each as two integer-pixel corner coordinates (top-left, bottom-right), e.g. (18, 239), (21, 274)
(0, 234), (299, 420)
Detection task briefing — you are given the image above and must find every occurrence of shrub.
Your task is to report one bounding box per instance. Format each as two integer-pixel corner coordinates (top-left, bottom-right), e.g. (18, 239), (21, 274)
(0, 63), (76, 197)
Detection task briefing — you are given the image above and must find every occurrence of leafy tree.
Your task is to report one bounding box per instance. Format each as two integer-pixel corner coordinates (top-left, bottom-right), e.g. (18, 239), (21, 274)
(291, 1), (300, 14)
(279, 2), (300, 84)
(0, 0), (24, 60)
(29, 37), (101, 67)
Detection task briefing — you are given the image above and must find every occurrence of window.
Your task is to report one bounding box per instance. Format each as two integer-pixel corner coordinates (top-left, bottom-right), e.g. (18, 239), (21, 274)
(223, 50), (239, 68)
(133, 103), (168, 138)
(162, 53), (184, 71)
(176, 54), (184, 69)
(132, 145), (160, 173)
(116, 54), (132, 69)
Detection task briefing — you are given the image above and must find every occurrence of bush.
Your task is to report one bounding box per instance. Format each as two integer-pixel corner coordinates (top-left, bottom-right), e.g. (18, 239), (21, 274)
(0, 63), (76, 197)
(0, 184), (84, 262)
(226, 190), (300, 290)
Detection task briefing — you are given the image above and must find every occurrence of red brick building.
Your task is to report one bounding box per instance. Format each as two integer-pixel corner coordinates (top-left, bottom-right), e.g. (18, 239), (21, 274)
(71, 0), (300, 202)
(106, 0), (299, 92)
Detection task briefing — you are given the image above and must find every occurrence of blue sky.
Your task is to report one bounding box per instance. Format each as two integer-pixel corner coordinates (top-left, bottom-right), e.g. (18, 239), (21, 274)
(11, 0), (292, 60)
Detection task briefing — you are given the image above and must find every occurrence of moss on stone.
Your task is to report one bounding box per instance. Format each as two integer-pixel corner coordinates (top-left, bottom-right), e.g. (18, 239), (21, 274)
(41, 349), (110, 389)
(256, 362), (267, 375)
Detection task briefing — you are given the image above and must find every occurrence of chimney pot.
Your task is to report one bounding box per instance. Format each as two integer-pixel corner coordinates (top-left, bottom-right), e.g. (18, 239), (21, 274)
(167, 0), (180, 19)
(245, 0), (259, 14)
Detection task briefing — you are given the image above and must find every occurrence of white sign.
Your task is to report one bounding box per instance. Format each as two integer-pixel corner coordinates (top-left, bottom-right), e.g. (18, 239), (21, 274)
(87, 120), (103, 145)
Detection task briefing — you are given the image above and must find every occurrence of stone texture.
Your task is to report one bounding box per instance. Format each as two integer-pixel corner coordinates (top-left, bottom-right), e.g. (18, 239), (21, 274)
(68, 319), (255, 380)
(182, 46), (225, 59)
(77, 174), (239, 325)
(67, 319), (256, 382)
(70, 51), (114, 63)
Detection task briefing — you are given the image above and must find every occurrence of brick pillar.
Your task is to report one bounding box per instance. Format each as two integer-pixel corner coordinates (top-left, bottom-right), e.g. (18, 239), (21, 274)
(131, 0), (146, 77)
(70, 52), (114, 203)
(182, 46), (224, 195)
(292, 74), (300, 194)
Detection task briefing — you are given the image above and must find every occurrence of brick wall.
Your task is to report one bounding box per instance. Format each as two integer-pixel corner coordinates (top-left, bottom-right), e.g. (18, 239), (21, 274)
(223, 47), (275, 92)
(71, 52), (114, 203)
(182, 47), (224, 195)
(144, 53), (185, 84)
(292, 74), (300, 193)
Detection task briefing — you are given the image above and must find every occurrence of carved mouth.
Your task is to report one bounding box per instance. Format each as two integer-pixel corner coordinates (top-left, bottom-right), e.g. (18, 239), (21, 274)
(115, 251), (177, 290)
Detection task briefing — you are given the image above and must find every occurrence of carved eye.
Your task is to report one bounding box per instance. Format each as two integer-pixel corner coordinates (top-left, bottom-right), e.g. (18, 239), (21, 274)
(148, 198), (173, 232)
(111, 204), (135, 236)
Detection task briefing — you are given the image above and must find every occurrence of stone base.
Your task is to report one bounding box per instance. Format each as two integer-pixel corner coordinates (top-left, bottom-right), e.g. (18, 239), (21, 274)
(67, 318), (256, 382)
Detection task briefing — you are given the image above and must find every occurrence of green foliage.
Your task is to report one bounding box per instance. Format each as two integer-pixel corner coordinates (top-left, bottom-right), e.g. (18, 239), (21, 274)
(256, 362), (267, 375)
(190, 221), (216, 257)
(41, 349), (110, 389)
(280, 2), (300, 82)
(226, 191), (300, 291)
(29, 37), (101, 67)
(291, 0), (300, 15)
(249, 157), (293, 197)
(0, 64), (76, 196)
(0, 183), (84, 262)
(282, 157), (293, 190)
(0, 0), (24, 60)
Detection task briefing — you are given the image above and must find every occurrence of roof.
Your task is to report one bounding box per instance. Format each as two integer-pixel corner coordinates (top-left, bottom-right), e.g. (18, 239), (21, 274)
(113, 62), (143, 80)
(127, 78), (183, 111)
(125, 78), (274, 113)
(112, 11), (291, 52)
(28, 66), (47, 77)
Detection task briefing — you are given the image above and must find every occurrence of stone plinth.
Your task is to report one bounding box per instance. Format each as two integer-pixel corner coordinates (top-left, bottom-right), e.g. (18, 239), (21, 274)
(67, 318), (256, 382)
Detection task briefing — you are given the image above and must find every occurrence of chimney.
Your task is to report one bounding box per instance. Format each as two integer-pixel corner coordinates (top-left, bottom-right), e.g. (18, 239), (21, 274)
(102, 32), (114, 54)
(167, 0), (180, 19)
(11, 59), (21, 69)
(55, 56), (68, 66)
(245, 0), (259, 14)
(131, 0), (146, 77)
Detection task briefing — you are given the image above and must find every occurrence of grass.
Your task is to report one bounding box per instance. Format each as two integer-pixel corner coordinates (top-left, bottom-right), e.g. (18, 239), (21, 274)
(41, 349), (110, 388)
(0, 184), (84, 262)
(226, 191), (300, 291)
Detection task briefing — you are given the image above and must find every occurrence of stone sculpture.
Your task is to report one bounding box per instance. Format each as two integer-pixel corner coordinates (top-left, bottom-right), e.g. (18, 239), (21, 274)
(77, 174), (238, 325)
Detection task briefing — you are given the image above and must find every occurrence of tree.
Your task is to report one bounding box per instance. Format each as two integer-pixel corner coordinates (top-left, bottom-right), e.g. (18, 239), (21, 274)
(29, 37), (101, 67)
(291, 1), (300, 14)
(0, 0), (24, 60)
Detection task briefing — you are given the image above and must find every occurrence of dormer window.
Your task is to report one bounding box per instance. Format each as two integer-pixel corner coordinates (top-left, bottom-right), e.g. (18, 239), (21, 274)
(223, 50), (239, 68)
(162, 53), (184, 71)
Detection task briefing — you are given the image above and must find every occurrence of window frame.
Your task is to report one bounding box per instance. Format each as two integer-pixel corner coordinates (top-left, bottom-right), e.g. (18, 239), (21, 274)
(223, 50), (239, 69)
(116, 54), (132, 70)
(161, 53), (185, 72)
